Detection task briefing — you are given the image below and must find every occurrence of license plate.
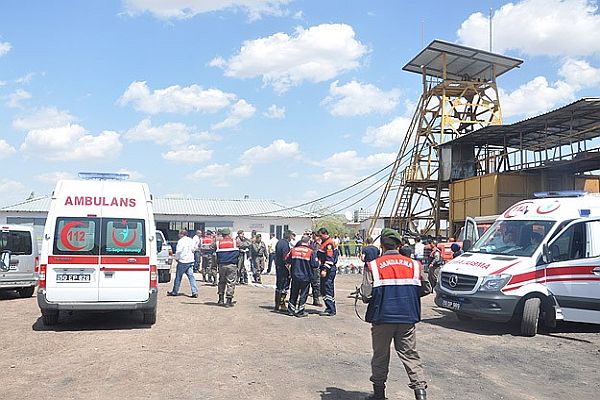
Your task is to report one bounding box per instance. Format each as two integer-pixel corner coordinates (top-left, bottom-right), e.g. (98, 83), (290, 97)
(56, 273), (91, 282)
(442, 299), (461, 310)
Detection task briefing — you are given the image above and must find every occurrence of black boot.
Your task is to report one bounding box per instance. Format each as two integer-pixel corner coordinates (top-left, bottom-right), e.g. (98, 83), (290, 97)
(217, 294), (224, 306)
(279, 293), (287, 311)
(312, 295), (323, 307)
(225, 297), (234, 308)
(414, 388), (427, 400)
(365, 384), (386, 400)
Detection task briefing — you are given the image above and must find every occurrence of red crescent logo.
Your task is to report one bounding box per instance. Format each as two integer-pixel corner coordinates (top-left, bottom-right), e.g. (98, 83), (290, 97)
(112, 229), (137, 247)
(60, 221), (87, 251)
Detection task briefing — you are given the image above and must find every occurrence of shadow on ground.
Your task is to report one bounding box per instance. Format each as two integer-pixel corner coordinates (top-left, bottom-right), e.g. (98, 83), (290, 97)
(421, 308), (518, 336)
(319, 387), (370, 400)
(32, 310), (152, 332)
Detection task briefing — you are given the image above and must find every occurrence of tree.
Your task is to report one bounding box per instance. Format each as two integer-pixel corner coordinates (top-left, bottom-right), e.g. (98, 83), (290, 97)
(312, 215), (354, 237)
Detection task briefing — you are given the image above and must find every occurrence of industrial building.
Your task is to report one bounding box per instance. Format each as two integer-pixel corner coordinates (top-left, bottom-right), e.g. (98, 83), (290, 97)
(0, 196), (316, 243)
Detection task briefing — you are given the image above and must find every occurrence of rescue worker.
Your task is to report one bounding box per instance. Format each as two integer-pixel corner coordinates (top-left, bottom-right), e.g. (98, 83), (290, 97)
(286, 235), (319, 317)
(200, 230), (216, 285)
(236, 230), (251, 285)
(361, 228), (427, 400)
(250, 233), (268, 284)
(213, 228), (239, 308)
(274, 230), (293, 311)
(316, 227), (339, 316)
(428, 242), (443, 288)
(307, 230), (322, 307)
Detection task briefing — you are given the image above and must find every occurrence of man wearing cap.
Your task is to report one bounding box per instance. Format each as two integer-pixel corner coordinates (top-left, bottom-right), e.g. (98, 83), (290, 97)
(316, 227), (339, 316)
(274, 230), (293, 311)
(286, 235), (320, 317)
(212, 228), (239, 307)
(250, 233), (268, 284)
(236, 230), (251, 285)
(360, 228), (427, 400)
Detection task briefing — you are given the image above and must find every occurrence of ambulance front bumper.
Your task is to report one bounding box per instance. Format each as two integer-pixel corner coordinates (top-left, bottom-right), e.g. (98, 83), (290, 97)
(37, 288), (158, 311)
(434, 286), (520, 323)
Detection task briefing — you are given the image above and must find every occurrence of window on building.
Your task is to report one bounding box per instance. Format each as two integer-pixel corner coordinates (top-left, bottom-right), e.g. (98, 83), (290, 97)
(270, 224), (289, 240)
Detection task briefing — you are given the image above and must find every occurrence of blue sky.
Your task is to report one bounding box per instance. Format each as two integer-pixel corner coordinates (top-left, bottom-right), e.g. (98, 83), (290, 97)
(1, 0), (600, 211)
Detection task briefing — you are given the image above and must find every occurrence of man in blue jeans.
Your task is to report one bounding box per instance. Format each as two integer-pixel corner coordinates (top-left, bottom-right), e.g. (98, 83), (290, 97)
(167, 229), (198, 298)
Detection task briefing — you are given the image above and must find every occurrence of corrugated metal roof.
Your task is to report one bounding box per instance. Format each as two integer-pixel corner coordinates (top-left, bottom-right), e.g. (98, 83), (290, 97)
(0, 196), (317, 218)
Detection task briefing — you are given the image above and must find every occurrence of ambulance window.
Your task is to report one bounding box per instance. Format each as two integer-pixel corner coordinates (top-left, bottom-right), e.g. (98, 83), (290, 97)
(102, 219), (145, 255)
(0, 230), (33, 255)
(53, 217), (99, 255)
(551, 223), (586, 261)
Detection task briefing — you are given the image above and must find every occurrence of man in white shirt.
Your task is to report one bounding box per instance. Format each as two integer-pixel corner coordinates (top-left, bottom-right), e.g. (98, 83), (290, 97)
(167, 229), (198, 298)
(192, 229), (202, 274)
(414, 237), (425, 262)
(267, 233), (278, 274)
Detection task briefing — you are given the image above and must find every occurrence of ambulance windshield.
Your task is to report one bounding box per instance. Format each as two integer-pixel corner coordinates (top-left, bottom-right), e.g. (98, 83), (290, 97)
(469, 220), (555, 257)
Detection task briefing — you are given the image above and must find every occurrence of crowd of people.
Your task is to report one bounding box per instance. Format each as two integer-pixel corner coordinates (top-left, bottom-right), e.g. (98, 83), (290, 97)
(164, 226), (434, 399)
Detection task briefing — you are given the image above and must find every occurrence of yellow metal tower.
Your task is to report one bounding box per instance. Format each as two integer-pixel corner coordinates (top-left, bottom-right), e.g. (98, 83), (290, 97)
(369, 40), (522, 237)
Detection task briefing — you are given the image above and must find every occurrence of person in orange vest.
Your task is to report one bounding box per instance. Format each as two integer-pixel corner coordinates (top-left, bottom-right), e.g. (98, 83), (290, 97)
(285, 235), (320, 317)
(360, 228), (428, 400)
(200, 230), (216, 286)
(316, 227), (339, 316)
(212, 228), (239, 308)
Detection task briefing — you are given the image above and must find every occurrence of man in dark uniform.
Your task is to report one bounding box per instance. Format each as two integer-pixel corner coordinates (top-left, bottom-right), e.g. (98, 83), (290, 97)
(361, 228), (427, 400)
(274, 230), (293, 311)
(236, 230), (251, 285)
(307, 230), (323, 307)
(316, 227), (339, 317)
(285, 235), (319, 317)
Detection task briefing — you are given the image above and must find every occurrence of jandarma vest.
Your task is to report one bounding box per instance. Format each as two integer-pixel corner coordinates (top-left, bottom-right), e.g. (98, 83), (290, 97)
(317, 237), (339, 266)
(365, 253), (422, 324)
(216, 237), (239, 265)
(200, 236), (213, 252)
(287, 244), (318, 282)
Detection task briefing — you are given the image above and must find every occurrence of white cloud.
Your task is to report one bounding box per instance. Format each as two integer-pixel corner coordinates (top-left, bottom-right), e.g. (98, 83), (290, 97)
(187, 163), (251, 181)
(500, 58), (600, 118)
(0, 179), (25, 196)
(317, 150), (396, 185)
(240, 139), (299, 164)
(263, 104), (286, 119)
(211, 99), (256, 130)
(6, 89), (31, 108)
(362, 116), (412, 148)
(322, 80), (400, 116)
(12, 107), (76, 131)
(123, 0), (291, 21)
(124, 119), (202, 146)
(0, 140), (16, 159)
(117, 81), (236, 114)
(36, 171), (76, 184)
(210, 23), (369, 93)
(162, 145), (213, 163)
(0, 41), (11, 57)
(21, 124), (122, 162)
(15, 72), (35, 84)
(458, 0), (600, 56)
(116, 168), (144, 180)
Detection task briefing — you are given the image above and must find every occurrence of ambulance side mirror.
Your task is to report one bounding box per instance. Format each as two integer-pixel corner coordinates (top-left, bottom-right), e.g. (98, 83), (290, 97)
(542, 243), (552, 264)
(0, 250), (11, 272)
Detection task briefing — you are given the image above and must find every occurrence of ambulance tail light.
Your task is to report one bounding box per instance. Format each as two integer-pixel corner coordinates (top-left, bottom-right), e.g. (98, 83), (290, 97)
(150, 265), (157, 289)
(39, 264), (47, 289)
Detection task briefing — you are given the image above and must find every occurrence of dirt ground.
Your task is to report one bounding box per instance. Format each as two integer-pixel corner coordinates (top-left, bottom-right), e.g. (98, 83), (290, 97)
(1, 272), (599, 400)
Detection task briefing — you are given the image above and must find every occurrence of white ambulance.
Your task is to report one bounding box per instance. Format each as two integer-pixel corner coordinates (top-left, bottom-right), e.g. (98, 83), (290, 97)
(435, 192), (600, 336)
(37, 173), (158, 325)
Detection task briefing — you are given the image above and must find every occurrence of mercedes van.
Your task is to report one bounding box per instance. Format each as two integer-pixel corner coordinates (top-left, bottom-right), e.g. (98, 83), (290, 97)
(37, 173), (158, 325)
(435, 192), (600, 336)
(0, 224), (38, 297)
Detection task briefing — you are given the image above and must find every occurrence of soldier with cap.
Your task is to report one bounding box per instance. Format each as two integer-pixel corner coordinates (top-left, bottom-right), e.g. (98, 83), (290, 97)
(236, 230), (251, 285)
(360, 228), (428, 400)
(212, 228), (239, 307)
(250, 233), (268, 284)
(200, 230), (217, 285)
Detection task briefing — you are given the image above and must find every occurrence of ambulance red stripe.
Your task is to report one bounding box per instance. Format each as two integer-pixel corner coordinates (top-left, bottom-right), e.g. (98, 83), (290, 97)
(489, 260), (521, 275)
(504, 276), (600, 292)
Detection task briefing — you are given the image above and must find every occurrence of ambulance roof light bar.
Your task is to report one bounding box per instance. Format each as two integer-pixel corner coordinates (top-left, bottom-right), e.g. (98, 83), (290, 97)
(78, 172), (130, 181)
(533, 191), (586, 198)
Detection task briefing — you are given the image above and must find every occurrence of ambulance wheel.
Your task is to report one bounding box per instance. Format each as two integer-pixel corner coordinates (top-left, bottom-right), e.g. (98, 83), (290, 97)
(42, 311), (59, 326)
(17, 286), (35, 298)
(520, 297), (541, 337)
(143, 308), (157, 325)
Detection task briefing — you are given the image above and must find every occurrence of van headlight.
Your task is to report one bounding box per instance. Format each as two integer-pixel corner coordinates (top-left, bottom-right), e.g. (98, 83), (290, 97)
(478, 274), (511, 292)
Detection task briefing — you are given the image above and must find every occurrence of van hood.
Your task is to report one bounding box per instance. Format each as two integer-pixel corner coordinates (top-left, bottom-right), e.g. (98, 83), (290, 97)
(441, 252), (526, 277)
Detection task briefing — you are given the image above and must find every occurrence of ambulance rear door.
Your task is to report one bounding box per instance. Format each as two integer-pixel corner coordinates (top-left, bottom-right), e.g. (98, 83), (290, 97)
(98, 183), (150, 302)
(545, 217), (600, 324)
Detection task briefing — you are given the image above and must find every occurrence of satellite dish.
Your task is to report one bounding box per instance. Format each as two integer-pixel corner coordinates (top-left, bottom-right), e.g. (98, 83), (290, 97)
(344, 211), (353, 221)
